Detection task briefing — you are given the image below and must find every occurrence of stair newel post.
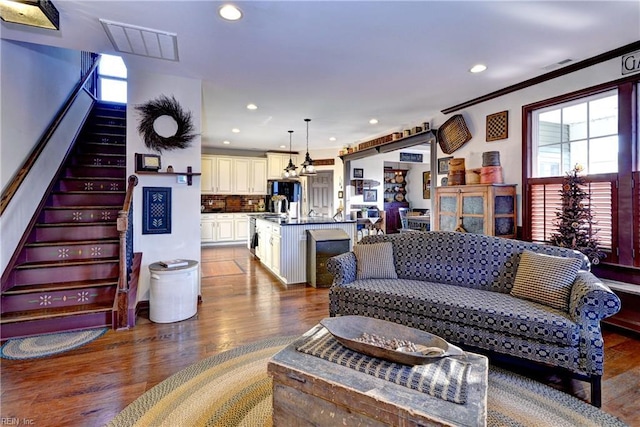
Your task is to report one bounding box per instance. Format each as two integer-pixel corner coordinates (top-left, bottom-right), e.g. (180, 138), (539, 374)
(115, 175), (138, 329)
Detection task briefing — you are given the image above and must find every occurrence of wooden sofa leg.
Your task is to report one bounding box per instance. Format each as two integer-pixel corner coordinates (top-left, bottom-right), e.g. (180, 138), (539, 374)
(591, 375), (602, 408)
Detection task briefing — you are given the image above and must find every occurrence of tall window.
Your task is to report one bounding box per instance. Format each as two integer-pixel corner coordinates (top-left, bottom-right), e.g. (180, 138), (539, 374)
(98, 54), (127, 103)
(523, 79), (638, 269)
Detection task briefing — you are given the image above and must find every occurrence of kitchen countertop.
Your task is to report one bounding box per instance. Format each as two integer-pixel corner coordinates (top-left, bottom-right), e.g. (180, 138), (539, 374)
(255, 215), (356, 226)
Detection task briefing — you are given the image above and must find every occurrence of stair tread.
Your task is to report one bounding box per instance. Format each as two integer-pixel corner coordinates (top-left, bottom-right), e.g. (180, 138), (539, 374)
(36, 222), (117, 228)
(25, 239), (119, 248)
(53, 191), (125, 194)
(4, 278), (118, 295)
(1, 304), (113, 324)
(61, 177), (125, 181)
(15, 258), (118, 270)
(68, 164), (126, 168)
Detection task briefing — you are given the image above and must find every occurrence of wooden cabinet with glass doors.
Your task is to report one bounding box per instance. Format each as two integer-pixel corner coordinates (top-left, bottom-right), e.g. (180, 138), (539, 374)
(433, 184), (517, 238)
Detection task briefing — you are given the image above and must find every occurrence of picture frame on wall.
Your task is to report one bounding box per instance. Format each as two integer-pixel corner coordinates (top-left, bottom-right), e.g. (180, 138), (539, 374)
(437, 157), (453, 174)
(353, 168), (364, 179)
(363, 189), (377, 202)
(423, 171), (431, 199)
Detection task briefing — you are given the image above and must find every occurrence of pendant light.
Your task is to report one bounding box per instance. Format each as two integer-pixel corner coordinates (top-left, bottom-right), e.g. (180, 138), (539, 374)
(300, 118), (316, 176)
(282, 130), (297, 179)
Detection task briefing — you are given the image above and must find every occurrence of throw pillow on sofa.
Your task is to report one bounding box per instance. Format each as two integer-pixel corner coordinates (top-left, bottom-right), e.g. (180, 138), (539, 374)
(354, 242), (398, 280)
(511, 250), (582, 311)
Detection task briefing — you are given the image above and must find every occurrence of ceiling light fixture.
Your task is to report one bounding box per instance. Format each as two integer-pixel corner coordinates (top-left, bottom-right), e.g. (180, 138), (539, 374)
(219, 4), (242, 21)
(0, 0), (60, 30)
(469, 64), (487, 73)
(329, 137), (337, 142)
(369, 118), (379, 124)
(223, 140), (231, 145)
(231, 128), (240, 133)
(300, 118), (317, 177)
(246, 103), (257, 110)
(283, 130), (297, 179)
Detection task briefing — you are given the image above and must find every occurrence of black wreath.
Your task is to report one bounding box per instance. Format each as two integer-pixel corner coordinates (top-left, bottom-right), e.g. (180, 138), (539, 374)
(136, 95), (197, 152)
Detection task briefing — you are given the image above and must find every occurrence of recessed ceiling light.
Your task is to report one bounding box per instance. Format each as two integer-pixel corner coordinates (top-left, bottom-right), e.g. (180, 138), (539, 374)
(369, 119), (379, 124)
(279, 145), (286, 149)
(469, 64), (487, 73)
(223, 140), (231, 145)
(247, 103), (257, 110)
(231, 128), (240, 133)
(329, 137), (337, 142)
(219, 4), (242, 21)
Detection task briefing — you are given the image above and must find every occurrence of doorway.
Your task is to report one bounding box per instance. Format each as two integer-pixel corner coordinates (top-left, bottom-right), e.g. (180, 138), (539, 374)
(307, 171), (334, 217)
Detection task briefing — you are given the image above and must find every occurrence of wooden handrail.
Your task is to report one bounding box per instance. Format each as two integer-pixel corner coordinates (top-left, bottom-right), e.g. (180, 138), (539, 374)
(0, 56), (100, 215)
(117, 175), (139, 292)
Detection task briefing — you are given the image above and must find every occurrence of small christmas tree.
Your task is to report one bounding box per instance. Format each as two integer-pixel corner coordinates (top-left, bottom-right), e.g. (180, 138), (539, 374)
(549, 164), (605, 264)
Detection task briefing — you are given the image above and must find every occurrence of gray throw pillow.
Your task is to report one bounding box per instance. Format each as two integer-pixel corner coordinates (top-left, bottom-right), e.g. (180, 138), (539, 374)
(511, 250), (582, 311)
(354, 242), (398, 280)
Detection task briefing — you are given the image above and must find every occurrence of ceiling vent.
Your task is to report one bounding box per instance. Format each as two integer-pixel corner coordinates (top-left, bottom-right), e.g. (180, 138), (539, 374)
(100, 19), (178, 61)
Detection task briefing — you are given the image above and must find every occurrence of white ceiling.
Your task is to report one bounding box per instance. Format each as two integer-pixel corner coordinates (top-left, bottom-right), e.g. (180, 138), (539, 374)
(2, 1), (639, 153)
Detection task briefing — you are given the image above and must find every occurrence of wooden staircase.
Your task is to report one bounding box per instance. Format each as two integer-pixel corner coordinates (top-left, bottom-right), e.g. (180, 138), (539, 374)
(1, 101), (127, 340)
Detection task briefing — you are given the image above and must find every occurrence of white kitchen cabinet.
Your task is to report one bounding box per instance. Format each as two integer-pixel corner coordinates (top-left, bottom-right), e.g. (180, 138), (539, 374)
(234, 213), (248, 241)
(267, 153), (298, 180)
(214, 157), (233, 194)
(233, 158), (267, 194)
(200, 216), (215, 241)
(215, 214), (235, 241)
(201, 156), (214, 193)
(271, 228), (281, 275)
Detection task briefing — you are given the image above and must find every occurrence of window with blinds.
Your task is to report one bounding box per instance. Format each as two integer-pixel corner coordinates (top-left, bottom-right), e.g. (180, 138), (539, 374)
(529, 176), (614, 255)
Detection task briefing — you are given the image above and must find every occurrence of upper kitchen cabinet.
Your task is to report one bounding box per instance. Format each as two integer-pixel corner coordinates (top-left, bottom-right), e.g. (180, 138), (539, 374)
(267, 153), (298, 180)
(234, 158), (268, 194)
(201, 155), (267, 195)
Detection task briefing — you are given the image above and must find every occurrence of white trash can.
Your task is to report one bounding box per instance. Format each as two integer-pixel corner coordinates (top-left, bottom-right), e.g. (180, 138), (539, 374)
(149, 260), (199, 323)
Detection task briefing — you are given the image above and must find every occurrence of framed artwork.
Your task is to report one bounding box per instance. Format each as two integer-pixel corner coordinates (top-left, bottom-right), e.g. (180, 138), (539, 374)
(142, 187), (172, 234)
(363, 189), (377, 202)
(353, 168), (364, 179)
(423, 171), (431, 199)
(438, 157), (453, 174)
(486, 110), (509, 142)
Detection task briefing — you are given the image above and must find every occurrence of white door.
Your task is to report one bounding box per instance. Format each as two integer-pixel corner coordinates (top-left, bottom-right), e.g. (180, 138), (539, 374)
(308, 171), (333, 217)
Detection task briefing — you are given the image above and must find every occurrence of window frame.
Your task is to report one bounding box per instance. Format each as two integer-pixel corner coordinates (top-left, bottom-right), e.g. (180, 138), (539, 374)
(521, 75), (638, 268)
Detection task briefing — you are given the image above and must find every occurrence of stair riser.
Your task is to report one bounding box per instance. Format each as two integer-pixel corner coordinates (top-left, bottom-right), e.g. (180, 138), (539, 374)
(35, 225), (118, 242)
(41, 208), (120, 224)
(58, 179), (124, 192)
(50, 193), (125, 206)
(2, 286), (116, 313)
(65, 166), (125, 179)
(22, 242), (119, 263)
(71, 154), (126, 168)
(14, 263), (119, 286)
(78, 143), (126, 156)
(90, 117), (126, 127)
(84, 133), (125, 145)
(0, 313), (112, 340)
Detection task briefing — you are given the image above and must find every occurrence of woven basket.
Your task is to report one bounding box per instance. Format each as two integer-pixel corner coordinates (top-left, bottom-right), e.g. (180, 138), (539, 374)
(437, 114), (472, 154)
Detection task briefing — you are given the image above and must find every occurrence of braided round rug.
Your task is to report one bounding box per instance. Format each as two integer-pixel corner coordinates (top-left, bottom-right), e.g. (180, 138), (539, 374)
(0, 328), (108, 360)
(107, 336), (626, 427)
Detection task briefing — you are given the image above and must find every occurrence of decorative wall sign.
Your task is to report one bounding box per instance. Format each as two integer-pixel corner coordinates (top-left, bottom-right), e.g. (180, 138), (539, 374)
(136, 95), (197, 152)
(399, 152), (423, 162)
(312, 158), (335, 166)
(621, 50), (640, 75)
(486, 110), (509, 142)
(142, 187), (171, 234)
(437, 157), (453, 174)
(353, 168), (364, 179)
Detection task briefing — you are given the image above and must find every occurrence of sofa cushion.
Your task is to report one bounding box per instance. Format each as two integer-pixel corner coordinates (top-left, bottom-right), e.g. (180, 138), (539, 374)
(330, 279), (580, 347)
(354, 242), (398, 280)
(511, 250), (582, 311)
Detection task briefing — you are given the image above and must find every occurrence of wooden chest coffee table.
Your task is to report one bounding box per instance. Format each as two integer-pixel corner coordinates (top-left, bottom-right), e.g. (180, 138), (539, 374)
(268, 324), (488, 426)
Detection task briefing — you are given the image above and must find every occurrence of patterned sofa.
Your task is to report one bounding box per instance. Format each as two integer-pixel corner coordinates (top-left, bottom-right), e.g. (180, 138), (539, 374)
(326, 231), (621, 407)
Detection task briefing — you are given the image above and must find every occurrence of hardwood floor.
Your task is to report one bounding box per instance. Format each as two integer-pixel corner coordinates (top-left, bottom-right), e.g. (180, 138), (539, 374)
(1, 245), (639, 426)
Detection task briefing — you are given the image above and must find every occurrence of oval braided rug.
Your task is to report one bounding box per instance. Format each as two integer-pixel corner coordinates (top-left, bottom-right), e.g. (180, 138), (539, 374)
(107, 336), (626, 427)
(0, 328), (108, 360)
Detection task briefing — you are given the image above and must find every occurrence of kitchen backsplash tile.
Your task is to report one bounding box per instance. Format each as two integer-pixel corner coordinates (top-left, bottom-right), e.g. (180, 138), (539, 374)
(201, 194), (268, 213)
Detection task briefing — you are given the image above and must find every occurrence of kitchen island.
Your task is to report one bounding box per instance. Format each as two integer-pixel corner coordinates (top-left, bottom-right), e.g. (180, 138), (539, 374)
(253, 215), (356, 285)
